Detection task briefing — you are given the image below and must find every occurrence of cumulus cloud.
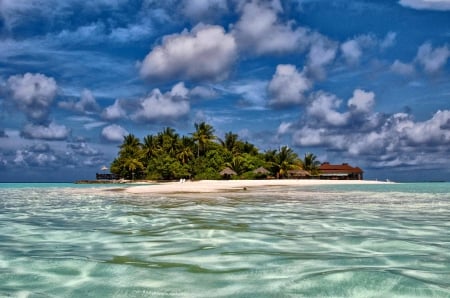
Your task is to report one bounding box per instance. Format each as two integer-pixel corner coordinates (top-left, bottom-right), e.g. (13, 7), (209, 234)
(232, 1), (309, 55)
(391, 60), (416, 76)
(140, 24), (237, 82)
(415, 42), (449, 74)
(132, 82), (190, 122)
(340, 35), (379, 65)
(348, 89), (375, 114)
(306, 36), (338, 78)
(341, 40), (363, 65)
(6, 73), (58, 123)
(268, 64), (312, 107)
(190, 86), (218, 99)
(307, 92), (349, 126)
(102, 99), (128, 121)
(399, 0), (450, 10)
(403, 110), (450, 145)
(14, 149), (57, 167)
(59, 89), (100, 114)
(101, 124), (129, 142)
(67, 142), (102, 156)
(181, 0), (228, 22)
(290, 88), (450, 169)
(277, 121), (293, 135)
(21, 122), (70, 140)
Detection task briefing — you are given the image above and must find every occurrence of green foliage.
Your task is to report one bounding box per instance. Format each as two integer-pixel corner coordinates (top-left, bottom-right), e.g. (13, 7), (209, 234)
(301, 153), (321, 175)
(110, 123), (316, 181)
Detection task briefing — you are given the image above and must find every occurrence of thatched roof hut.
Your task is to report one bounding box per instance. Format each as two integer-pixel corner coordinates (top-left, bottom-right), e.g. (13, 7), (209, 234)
(253, 166), (270, 175)
(220, 167), (237, 176)
(287, 169), (311, 179)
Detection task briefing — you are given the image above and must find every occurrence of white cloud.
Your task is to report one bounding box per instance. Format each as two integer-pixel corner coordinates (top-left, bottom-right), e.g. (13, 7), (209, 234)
(340, 35), (378, 65)
(306, 37), (337, 78)
(307, 92), (349, 126)
(181, 0), (228, 21)
(21, 122), (70, 140)
(293, 126), (328, 147)
(340, 40), (362, 65)
(290, 87), (450, 168)
(268, 64), (312, 107)
(132, 82), (190, 122)
(399, 0), (450, 11)
(14, 149), (57, 167)
(404, 110), (450, 145)
(59, 89), (100, 114)
(391, 60), (416, 76)
(232, 1), (309, 55)
(348, 89), (375, 114)
(277, 121), (293, 135)
(415, 42), (449, 74)
(101, 124), (129, 142)
(380, 32), (397, 49)
(190, 86), (218, 99)
(102, 99), (128, 121)
(67, 142), (101, 156)
(140, 24), (237, 82)
(6, 73), (58, 123)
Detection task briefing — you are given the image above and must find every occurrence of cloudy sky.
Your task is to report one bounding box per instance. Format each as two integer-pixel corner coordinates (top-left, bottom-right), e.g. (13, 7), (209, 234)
(0, 0), (449, 182)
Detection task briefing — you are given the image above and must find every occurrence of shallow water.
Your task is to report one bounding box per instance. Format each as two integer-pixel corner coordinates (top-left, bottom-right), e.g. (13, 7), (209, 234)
(0, 183), (449, 297)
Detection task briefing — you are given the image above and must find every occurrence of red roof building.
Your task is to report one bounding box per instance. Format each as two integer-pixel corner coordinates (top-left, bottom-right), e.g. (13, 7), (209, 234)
(318, 162), (363, 180)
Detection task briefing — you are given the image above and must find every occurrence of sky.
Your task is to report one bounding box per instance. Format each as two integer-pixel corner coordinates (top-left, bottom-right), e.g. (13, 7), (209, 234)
(0, 0), (449, 182)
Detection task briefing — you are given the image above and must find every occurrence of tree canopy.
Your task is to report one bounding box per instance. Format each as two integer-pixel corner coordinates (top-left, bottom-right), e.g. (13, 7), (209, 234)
(110, 123), (319, 180)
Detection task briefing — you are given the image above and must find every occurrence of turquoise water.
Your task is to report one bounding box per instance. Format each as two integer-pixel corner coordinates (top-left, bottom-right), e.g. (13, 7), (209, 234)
(0, 182), (449, 297)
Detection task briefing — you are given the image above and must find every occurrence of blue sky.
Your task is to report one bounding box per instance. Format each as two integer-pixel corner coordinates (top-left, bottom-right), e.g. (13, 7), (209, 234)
(0, 0), (449, 182)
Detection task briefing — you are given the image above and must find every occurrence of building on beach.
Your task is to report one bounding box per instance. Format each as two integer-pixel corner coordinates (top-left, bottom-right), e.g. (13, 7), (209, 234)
(318, 162), (363, 180)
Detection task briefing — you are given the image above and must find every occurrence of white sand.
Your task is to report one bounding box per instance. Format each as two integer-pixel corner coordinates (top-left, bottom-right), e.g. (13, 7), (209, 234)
(124, 179), (391, 194)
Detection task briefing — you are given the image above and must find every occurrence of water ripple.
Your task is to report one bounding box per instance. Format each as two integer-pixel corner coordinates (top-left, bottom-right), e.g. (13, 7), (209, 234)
(0, 183), (449, 297)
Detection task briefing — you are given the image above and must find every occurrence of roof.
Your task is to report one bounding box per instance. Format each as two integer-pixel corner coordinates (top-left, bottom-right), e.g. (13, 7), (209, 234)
(287, 169), (311, 176)
(318, 162), (363, 174)
(220, 167), (237, 176)
(253, 166), (270, 174)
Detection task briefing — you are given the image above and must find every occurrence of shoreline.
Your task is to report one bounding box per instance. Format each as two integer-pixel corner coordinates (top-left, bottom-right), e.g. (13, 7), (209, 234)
(123, 179), (393, 194)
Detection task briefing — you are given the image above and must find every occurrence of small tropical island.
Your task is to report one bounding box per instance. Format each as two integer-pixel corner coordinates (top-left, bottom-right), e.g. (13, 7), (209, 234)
(92, 122), (363, 183)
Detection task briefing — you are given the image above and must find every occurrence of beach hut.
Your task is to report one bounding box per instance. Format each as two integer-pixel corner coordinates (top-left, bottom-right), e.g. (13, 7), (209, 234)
(253, 166), (270, 178)
(287, 169), (311, 179)
(253, 166), (270, 175)
(220, 167), (237, 179)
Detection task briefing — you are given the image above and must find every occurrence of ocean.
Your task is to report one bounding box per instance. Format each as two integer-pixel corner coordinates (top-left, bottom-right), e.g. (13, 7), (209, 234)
(0, 182), (449, 297)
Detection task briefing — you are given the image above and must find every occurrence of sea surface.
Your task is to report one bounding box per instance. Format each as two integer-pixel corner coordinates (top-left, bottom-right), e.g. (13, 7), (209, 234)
(0, 182), (449, 297)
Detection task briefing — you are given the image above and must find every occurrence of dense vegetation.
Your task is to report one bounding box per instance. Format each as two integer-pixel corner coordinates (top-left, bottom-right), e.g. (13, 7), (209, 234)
(110, 122), (320, 180)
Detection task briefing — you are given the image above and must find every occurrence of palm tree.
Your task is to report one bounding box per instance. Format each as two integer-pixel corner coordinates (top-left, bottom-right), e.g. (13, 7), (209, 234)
(123, 156), (144, 180)
(119, 134), (141, 157)
(271, 146), (300, 179)
(160, 127), (179, 156)
(176, 136), (195, 164)
(226, 156), (247, 176)
(191, 122), (215, 157)
(142, 134), (158, 160)
(301, 153), (320, 175)
(219, 131), (239, 154)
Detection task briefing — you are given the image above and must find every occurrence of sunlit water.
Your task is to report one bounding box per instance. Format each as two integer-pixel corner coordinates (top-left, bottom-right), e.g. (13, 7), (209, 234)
(1, 182), (449, 297)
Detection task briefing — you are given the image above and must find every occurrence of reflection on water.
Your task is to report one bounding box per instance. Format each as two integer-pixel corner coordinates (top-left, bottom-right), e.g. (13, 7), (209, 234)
(0, 183), (449, 297)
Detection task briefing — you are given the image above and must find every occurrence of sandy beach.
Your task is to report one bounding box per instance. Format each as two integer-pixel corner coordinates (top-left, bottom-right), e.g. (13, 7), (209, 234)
(124, 179), (391, 194)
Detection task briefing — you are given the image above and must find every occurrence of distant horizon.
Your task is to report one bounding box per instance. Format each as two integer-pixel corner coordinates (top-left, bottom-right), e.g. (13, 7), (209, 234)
(1, 1), (449, 182)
